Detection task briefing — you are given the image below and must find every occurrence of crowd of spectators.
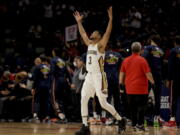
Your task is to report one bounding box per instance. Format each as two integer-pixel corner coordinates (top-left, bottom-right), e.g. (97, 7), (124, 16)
(0, 0), (179, 123)
(0, 0), (179, 72)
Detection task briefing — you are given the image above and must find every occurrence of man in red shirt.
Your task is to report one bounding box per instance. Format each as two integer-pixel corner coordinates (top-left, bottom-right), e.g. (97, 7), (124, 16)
(119, 42), (155, 132)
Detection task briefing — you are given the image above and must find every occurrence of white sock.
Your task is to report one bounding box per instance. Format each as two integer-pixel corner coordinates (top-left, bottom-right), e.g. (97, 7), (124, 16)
(33, 113), (37, 118)
(82, 116), (88, 126)
(101, 111), (106, 118)
(93, 112), (98, 118)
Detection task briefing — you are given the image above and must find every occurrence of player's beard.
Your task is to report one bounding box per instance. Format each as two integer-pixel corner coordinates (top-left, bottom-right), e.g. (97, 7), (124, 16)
(90, 37), (100, 43)
(90, 37), (96, 40)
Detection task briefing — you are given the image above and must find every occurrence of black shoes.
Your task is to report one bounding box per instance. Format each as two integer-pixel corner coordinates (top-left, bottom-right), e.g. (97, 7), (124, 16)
(75, 124), (90, 135)
(118, 118), (127, 134)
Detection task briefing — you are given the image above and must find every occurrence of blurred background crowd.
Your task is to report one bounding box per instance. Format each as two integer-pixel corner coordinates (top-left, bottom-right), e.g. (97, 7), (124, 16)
(0, 0), (180, 126)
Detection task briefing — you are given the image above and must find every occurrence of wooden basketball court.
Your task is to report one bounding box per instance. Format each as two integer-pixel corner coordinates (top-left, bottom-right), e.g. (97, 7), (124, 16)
(0, 122), (179, 135)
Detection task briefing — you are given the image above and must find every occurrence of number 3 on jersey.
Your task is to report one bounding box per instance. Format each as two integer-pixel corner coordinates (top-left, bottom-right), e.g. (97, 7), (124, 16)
(88, 56), (92, 64)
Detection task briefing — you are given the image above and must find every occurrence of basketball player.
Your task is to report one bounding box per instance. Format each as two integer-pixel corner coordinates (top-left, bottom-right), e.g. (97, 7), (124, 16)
(142, 34), (164, 127)
(73, 7), (126, 135)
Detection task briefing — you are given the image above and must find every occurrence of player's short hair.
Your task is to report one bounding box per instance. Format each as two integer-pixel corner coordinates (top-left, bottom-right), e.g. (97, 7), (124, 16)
(75, 56), (81, 59)
(131, 42), (142, 53)
(149, 34), (161, 45)
(175, 35), (180, 45)
(75, 56), (84, 63)
(98, 30), (103, 36)
(94, 30), (103, 37)
(74, 56), (81, 61)
(15, 71), (28, 83)
(40, 56), (51, 63)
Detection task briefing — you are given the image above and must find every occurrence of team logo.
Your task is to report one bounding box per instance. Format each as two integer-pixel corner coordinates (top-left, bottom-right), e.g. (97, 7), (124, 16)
(151, 47), (164, 58)
(56, 58), (65, 68)
(40, 65), (50, 79)
(106, 54), (118, 64)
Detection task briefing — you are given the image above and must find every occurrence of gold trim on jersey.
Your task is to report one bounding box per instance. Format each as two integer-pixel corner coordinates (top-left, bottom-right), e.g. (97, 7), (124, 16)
(98, 56), (104, 72)
(98, 56), (108, 94)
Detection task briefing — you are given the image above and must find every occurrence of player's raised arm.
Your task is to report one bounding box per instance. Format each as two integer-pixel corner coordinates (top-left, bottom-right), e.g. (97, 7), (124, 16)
(99, 6), (113, 49)
(73, 11), (91, 46)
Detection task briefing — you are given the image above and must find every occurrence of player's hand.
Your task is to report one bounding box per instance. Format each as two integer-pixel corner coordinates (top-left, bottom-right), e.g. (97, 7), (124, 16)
(73, 11), (83, 23)
(107, 6), (113, 20)
(119, 84), (125, 93)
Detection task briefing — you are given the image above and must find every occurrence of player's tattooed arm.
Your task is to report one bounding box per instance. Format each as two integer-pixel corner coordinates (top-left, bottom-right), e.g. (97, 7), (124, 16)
(73, 11), (91, 46)
(99, 6), (113, 50)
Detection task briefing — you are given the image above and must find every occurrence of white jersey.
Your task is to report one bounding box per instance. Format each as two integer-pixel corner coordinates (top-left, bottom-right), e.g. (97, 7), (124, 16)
(86, 44), (105, 73)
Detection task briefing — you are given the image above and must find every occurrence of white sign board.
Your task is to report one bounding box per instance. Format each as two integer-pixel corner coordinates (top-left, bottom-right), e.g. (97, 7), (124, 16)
(65, 24), (78, 42)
